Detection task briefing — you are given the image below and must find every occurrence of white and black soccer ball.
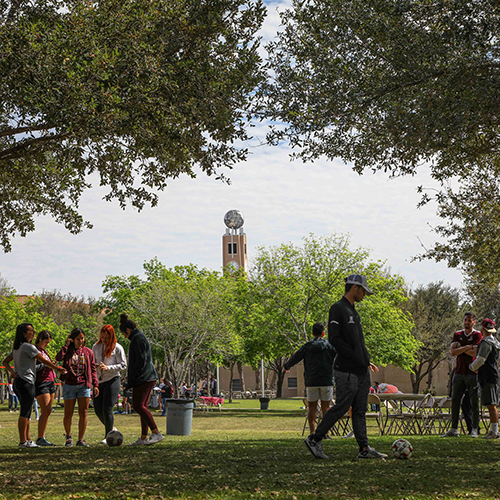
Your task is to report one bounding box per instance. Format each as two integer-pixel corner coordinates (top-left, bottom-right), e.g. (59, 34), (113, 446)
(106, 430), (123, 447)
(392, 438), (413, 459)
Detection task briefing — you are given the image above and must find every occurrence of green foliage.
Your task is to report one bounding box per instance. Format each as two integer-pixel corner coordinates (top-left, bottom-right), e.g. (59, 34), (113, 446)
(0, 0), (265, 250)
(466, 276), (500, 325)
(358, 268), (418, 371)
(27, 290), (102, 345)
(264, 0), (500, 176)
(263, 0), (500, 279)
(102, 259), (243, 393)
(418, 165), (500, 286)
(405, 281), (464, 392)
(0, 295), (66, 360)
(249, 234), (418, 373)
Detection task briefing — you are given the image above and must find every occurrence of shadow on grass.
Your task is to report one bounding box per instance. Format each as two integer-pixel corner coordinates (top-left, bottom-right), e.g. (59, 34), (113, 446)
(1, 436), (500, 499)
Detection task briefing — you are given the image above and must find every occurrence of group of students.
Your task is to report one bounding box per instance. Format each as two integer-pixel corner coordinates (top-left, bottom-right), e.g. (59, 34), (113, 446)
(285, 275), (500, 462)
(3, 313), (164, 448)
(444, 313), (500, 439)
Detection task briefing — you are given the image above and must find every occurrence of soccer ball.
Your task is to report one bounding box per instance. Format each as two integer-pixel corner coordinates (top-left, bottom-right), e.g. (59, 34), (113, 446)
(392, 438), (413, 459)
(106, 430), (123, 447)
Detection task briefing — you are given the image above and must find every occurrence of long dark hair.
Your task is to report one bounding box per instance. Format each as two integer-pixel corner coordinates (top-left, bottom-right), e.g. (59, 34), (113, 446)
(13, 323), (34, 350)
(119, 314), (137, 333)
(35, 330), (52, 345)
(67, 327), (85, 357)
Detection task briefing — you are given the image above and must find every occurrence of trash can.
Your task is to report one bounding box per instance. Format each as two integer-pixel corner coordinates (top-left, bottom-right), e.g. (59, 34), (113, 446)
(166, 399), (194, 436)
(259, 397), (270, 410)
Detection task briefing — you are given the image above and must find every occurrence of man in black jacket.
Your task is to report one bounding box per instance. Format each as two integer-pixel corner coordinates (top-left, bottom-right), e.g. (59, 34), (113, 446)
(304, 274), (387, 460)
(285, 323), (336, 434)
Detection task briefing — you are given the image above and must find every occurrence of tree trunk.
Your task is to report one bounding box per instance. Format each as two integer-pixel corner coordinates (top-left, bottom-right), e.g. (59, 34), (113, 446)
(410, 371), (417, 394)
(413, 363), (422, 393)
(276, 368), (286, 398)
(229, 362), (235, 403)
(426, 365), (434, 392)
(237, 361), (246, 393)
(268, 371), (275, 391)
(255, 365), (261, 392)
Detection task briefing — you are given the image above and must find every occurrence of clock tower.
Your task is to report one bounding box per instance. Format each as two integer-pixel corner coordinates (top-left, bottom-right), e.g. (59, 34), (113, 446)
(222, 210), (248, 273)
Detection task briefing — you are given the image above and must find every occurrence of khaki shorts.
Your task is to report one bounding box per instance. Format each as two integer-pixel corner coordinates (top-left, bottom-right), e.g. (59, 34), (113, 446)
(306, 386), (333, 402)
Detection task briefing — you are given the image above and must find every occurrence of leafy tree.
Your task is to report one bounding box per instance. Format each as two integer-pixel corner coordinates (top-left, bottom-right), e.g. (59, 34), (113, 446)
(249, 234), (418, 396)
(102, 259), (242, 396)
(99, 273), (144, 357)
(466, 276), (500, 324)
(405, 282), (463, 393)
(28, 290), (101, 342)
(418, 167), (500, 287)
(0, 0), (265, 251)
(263, 0), (500, 277)
(0, 295), (66, 361)
(0, 272), (13, 296)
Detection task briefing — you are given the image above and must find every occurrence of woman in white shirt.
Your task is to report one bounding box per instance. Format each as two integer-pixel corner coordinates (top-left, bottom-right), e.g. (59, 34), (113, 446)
(92, 324), (127, 443)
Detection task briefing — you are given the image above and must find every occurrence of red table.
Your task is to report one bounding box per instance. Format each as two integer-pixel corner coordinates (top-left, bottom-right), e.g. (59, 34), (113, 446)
(200, 396), (224, 407)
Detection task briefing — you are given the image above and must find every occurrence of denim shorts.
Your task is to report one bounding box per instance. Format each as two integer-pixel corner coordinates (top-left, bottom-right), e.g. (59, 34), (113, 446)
(63, 383), (91, 400)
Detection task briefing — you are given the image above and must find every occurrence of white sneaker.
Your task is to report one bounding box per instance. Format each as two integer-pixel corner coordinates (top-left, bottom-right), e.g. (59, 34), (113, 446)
(129, 438), (148, 446)
(19, 440), (39, 448)
(100, 438), (107, 445)
(470, 428), (479, 438)
(442, 428), (459, 437)
(146, 433), (164, 445)
(343, 430), (355, 439)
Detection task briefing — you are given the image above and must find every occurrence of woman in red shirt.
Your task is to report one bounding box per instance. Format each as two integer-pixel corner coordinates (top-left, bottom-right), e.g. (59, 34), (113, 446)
(35, 330), (58, 446)
(56, 328), (99, 447)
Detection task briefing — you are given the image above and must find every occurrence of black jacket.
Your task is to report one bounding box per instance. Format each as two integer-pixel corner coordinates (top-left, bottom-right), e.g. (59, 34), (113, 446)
(126, 328), (157, 389)
(284, 337), (336, 387)
(476, 336), (500, 385)
(328, 296), (370, 374)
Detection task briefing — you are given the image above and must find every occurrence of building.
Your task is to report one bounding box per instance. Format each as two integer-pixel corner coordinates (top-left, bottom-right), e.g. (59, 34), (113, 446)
(222, 209), (248, 273)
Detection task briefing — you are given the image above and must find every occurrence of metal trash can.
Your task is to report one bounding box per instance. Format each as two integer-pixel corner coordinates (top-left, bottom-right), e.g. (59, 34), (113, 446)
(259, 397), (270, 410)
(166, 399), (194, 436)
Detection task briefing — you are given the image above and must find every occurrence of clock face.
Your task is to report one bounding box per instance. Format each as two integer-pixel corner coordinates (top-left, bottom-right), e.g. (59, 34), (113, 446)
(227, 260), (240, 271)
(224, 210), (244, 229)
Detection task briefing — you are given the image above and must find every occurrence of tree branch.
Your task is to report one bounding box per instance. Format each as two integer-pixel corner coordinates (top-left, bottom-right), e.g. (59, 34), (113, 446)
(0, 132), (71, 160)
(0, 124), (55, 138)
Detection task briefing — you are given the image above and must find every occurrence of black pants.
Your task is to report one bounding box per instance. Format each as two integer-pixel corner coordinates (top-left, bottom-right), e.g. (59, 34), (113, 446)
(13, 378), (35, 419)
(94, 376), (121, 437)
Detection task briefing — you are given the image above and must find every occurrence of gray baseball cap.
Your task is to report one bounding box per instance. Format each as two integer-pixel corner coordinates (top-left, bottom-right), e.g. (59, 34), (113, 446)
(345, 274), (373, 295)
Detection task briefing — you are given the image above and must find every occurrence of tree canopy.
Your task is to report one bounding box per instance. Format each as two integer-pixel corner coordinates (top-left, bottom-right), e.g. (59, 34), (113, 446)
(405, 281), (464, 393)
(0, 0), (265, 251)
(101, 259), (243, 395)
(250, 234), (418, 374)
(263, 0), (500, 279)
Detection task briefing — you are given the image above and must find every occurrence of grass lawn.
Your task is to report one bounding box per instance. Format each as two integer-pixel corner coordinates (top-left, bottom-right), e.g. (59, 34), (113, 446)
(1, 400), (500, 500)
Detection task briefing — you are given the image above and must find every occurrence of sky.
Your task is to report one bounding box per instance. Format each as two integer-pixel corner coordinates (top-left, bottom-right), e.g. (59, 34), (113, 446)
(0, 0), (464, 299)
